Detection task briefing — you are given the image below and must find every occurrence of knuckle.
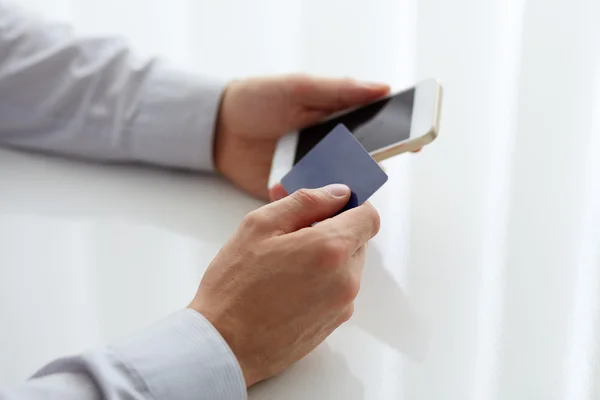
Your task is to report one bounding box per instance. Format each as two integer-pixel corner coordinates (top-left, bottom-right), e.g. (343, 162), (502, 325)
(242, 210), (269, 232)
(292, 188), (321, 206)
(288, 73), (310, 82)
(362, 202), (381, 237)
(372, 210), (381, 236)
(338, 277), (360, 305)
(317, 238), (348, 268)
(340, 303), (355, 324)
(287, 74), (311, 95)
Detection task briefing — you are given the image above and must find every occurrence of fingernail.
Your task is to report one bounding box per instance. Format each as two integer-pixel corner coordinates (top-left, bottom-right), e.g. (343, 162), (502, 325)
(325, 184), (350, 197)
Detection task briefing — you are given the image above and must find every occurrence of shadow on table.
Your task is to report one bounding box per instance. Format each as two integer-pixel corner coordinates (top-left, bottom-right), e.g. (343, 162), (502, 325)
(249, 342), (365, 400)
(351, 244), (431, 362)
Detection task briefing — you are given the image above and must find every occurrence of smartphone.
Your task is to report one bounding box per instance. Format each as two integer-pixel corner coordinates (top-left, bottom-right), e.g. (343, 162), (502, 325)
(268, 78), (443, 188)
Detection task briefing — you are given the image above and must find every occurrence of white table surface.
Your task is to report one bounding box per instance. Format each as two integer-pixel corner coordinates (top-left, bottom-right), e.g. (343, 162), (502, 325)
(0, 145), (596, 400)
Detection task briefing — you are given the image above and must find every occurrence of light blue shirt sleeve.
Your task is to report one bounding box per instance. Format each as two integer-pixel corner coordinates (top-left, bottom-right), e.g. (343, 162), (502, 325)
(0, 2), (247, 399)
(0, 1), (223, 171)
(1, 310), (247, 399)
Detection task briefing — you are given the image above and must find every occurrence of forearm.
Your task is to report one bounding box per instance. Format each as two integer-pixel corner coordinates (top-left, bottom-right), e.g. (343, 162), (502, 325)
(0, 1), (224, 171)
(0, 309), (246, 400)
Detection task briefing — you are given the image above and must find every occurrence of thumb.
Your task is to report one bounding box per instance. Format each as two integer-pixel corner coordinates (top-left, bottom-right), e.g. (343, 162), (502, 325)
(261, 184), (351, 234)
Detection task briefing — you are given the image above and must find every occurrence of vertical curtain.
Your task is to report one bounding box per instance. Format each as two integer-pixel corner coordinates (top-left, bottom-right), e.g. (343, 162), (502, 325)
(15, 0), (600, 398)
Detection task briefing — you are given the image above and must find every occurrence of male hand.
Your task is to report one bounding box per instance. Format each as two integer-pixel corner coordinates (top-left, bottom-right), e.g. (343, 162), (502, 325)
(214, 75), (390, 200)
(188, 184), (380, 386)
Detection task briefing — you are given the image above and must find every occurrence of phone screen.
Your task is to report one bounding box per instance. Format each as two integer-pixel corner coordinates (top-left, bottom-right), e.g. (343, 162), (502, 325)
(294, 87), (415, 163)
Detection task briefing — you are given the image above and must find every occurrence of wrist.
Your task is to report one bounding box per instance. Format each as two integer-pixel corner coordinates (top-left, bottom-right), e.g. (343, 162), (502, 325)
(108, 308), (247, 399)
(188, 301), (261, 387)
(213, 82), (236, 177)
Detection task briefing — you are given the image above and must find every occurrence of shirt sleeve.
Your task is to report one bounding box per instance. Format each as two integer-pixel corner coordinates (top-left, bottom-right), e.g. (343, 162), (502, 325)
(0, 1), (224, 171)
(0, 309), (247, 400)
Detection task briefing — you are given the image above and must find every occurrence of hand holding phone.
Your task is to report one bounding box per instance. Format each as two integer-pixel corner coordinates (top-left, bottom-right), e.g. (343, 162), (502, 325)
(269, 79), (443, 188)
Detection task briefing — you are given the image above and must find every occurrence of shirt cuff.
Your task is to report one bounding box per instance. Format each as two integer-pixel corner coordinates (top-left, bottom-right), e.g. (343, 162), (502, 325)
(128, 63), (226, 171)
(109, 308), (247, 400)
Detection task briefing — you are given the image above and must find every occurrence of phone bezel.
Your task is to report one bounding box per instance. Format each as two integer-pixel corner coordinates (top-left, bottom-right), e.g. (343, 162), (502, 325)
(371, 79), (442, 162)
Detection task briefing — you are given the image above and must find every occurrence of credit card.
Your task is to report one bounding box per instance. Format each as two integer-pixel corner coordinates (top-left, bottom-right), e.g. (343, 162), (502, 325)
(281, 123), (388, 212)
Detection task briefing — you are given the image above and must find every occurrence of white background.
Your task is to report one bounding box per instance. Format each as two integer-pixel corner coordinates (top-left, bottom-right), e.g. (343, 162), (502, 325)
(2, 0), (600, 399)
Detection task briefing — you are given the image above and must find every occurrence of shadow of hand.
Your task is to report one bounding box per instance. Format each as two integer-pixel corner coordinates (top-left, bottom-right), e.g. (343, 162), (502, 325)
(249, 343), (365, 400)
(351, 244), (431, 361)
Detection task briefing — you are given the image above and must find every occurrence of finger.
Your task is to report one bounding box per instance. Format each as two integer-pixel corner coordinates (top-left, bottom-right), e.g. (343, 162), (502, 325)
(269, 183), (288, 202)
(315, 202), (381, 253)
(259, 184), (351, 234)
(290, 75), (390, 111)
(350, 245), (367, 281)
(338, 303), (356, 324)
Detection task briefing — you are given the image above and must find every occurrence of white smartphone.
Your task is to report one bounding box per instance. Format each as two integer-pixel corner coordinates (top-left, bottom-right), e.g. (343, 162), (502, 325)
(268, 78), (443, 188)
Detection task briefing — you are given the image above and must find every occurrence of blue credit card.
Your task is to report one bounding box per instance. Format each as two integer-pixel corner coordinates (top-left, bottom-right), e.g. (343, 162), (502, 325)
(281, 124), (388, 212)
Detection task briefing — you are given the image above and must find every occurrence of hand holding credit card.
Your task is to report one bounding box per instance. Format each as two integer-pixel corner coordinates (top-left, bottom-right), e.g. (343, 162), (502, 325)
(281, 124), (388, 212)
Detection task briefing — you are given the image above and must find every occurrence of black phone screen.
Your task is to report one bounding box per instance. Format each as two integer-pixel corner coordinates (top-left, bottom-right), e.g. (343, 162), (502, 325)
(294, 88), (415, 164)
